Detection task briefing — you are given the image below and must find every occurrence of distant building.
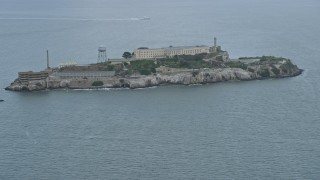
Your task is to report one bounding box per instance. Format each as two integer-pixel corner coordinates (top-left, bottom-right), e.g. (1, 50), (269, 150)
(133, 37), (222, 60)
(18, 71), (50, 83)
(52, 71), (115, 79)
(133, 45), (211, 59)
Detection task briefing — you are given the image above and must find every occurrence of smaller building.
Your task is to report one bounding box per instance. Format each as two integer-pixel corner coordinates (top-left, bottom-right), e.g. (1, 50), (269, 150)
(18, 71), (49, 83)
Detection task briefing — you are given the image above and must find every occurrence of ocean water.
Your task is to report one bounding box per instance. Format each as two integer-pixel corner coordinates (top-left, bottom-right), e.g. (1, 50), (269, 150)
(1, 0), (320, 179)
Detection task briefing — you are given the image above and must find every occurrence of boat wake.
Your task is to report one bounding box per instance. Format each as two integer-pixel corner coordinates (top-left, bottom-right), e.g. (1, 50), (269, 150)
(0, 17), (150, 21)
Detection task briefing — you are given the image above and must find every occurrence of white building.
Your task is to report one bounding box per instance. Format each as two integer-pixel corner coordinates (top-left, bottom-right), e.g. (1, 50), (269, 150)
(134, 45), (211, 59)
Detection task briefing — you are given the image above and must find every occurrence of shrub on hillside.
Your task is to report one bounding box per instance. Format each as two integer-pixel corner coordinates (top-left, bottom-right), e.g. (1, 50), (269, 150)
(259, 69), (270, 78)
(92, 81), (104, 86)
(225, 61), (248, 70)
(271, 67), (280, 75)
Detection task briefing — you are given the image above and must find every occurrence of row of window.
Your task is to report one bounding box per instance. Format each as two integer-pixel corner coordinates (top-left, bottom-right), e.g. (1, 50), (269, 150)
(136, 48), (209, 58)
(138, 49), (207, 55)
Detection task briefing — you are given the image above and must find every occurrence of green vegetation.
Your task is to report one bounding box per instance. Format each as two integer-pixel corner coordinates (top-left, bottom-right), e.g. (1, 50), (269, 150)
(92, 81), (104, 86)
(126, 53), (213, 75)
(125, 54), (293, 76)
(157, 54), (211, 69)
(105, 64), (115, 71)
(122, 52), (132, 59)
(129, 60), (157, 75)
(271, 65), (280, 75)
(65, 53), (297, 78)
(100, 62), (124, 73)
(157, 58), (180, 68)
(239, 56), (261, 60)
(260, 56), (287, 62)
(280, 60), (297, 74)
(259, 69), (270, 78)
(138, 69), (153, 75)
(225, 61), (248, 70)
(238, 56), (288, 63)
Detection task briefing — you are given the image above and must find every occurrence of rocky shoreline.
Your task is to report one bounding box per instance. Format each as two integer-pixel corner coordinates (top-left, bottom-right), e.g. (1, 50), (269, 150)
(5, 60), (303, 92)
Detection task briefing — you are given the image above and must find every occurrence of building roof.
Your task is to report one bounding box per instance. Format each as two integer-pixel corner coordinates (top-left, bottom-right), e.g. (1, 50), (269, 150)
(135, 45), (209, 51)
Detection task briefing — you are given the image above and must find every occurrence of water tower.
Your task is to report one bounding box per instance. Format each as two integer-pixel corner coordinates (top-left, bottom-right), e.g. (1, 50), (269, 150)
(98, 46), (107, 63)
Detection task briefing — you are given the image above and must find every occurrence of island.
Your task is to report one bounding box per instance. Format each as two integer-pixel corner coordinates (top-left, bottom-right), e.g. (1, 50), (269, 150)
(5, 38), (303, 91)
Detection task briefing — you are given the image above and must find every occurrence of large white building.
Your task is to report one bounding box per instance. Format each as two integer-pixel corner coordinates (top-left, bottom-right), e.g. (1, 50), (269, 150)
(134, 38), (218, 59)
(134, 45), (213, 59)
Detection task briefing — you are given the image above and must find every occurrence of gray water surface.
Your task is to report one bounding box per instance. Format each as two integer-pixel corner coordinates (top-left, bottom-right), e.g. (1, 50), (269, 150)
(1, 0), (320, 179)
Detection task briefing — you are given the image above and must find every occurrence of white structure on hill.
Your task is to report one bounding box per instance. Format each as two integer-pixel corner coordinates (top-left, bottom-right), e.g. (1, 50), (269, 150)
(98, 46), (108, 63)
(133, 37), (219, 59)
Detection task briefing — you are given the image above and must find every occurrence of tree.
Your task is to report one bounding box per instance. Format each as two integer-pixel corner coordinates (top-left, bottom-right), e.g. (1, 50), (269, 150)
(122, 52), (132, 59)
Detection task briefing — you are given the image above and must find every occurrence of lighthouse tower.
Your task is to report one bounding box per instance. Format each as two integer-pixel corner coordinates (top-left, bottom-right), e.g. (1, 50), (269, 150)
(210, 37), (218, 53)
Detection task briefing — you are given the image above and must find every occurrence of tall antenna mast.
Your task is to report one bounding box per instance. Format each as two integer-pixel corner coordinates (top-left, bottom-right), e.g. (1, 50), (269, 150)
(46, 50), (50, 69)
(214, 37), (217, 47)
